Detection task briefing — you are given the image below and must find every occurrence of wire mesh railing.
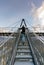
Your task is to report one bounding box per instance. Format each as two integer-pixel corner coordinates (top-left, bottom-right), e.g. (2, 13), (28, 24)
(27, 29), (44, 65)
(26, 30), (39, 65)
(9, 32), (21, 65)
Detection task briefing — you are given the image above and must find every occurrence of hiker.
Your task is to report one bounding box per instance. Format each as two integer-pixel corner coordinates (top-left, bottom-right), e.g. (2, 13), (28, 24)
(20, 25), (25, 45)
(21, 25), (25, 34)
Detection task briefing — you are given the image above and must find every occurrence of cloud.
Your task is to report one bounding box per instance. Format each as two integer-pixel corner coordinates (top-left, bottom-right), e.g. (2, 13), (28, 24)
(37, 2), (44, 26)
(32, 2), (44, 24)
(31, 1), (44, 32)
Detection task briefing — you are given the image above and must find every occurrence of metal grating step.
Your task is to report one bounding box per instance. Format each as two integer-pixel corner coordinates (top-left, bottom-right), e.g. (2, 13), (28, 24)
(18, 43), (29, 46)
(16, 55), (33, 59)
(14, 61), (34, 65)
(17, 47), (29, 49)
(16, 58), (33, 62)
(17, 50), (31, 53)
(17, 52), (31, 56)
(18, 46), (30, 49)
(17, 48), (30, 51)
(17, 48), (30, 50)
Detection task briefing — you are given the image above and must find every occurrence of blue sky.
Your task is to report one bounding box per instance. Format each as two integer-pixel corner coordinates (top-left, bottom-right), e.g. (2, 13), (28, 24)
(0, 0), (44, 27)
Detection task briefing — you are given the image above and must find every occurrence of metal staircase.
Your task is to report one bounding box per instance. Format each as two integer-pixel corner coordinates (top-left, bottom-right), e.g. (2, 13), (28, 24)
(14, 34), (35, 65)
(9, 19), (39, 65)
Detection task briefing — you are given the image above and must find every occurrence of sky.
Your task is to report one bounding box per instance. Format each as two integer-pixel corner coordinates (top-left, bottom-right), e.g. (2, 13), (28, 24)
(0, 0), (44, 30)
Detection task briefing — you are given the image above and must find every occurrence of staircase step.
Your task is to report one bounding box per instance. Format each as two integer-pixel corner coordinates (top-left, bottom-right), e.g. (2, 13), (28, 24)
(18, 46), (29, 49)
(17, 48), (29, 50)
(18, 47), (29, 49)
(16, 55), (33, 59)
(19, 43), (28, 45)
(17, 49), (30, 51)
(17, 50), (31, 53)
(17, 52), (31, 56)
(16, 58), (33, 62)
(14, 62), (34, 65)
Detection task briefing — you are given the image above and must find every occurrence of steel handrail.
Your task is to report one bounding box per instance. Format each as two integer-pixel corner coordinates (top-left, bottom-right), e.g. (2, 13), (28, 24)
(9, 32), (21, 65)
(29, 29), (44, 65)
(26, 30), (40, 65)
